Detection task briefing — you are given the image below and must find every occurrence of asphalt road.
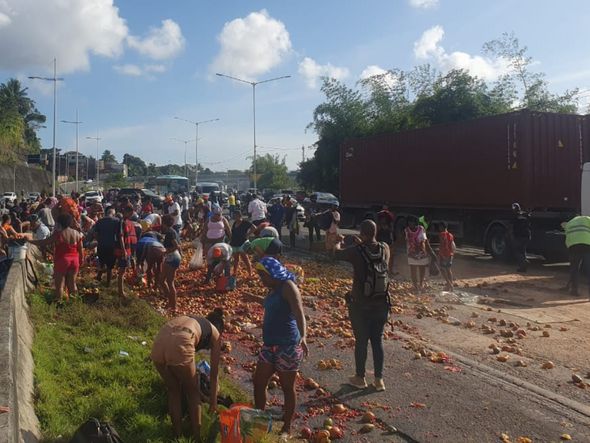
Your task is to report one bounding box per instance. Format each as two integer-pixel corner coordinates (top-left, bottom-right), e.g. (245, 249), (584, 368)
(227, 227), (590, 442)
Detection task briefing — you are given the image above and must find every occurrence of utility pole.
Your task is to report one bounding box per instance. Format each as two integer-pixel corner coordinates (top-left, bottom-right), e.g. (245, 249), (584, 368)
(61, 109), (82, 192)
(28, 58), (64, 196)
(86, 133), (102, 188)
(302, 145), (305, 164)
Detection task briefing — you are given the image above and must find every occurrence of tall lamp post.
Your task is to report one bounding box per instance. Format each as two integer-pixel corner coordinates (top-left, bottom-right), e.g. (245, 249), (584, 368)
(29, 58), (64, 196)
(61, 109), (82, 192)
(215, 72), (290, 192)
(173, 117), (219, 189)
(86, 133), (101, 188)
(170, 138), (196, 178)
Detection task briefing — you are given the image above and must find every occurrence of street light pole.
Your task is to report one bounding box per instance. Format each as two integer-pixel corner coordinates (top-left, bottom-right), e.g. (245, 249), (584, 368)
(170, 138), (197, 178)
(28, 58), (64, 196)
(215, 72), (290, 192)
(61, 109), (83, 192)
(86, 133), (101, 188)
(173, 117), (219, 189)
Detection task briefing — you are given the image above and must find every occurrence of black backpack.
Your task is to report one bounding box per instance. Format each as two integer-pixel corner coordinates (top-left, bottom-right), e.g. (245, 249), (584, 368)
(357, 242), (389, 300)
(70, 418), (124, 443)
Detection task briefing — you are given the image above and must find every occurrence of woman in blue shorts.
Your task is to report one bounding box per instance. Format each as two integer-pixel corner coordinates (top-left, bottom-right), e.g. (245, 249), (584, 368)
(161, 214), (181, 311)
(252, 257), (308, 436)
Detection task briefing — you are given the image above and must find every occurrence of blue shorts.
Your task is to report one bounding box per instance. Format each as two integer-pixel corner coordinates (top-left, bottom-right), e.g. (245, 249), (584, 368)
(258, 344), (303, 372)
(439, 257), (453, 268)
(164, 251), (181, 269)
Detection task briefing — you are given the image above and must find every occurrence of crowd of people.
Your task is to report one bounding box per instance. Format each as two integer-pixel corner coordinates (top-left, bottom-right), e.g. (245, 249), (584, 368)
(6, 188), (555, 441)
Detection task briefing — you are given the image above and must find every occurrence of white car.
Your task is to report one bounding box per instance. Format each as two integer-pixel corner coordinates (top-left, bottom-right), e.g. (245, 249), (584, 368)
(84, 190), (103, 204)
(27, 192), (41, 202)
(266, 196), (305, 221)
(1, 192), (17, 204)
(304, 192), (340, 208)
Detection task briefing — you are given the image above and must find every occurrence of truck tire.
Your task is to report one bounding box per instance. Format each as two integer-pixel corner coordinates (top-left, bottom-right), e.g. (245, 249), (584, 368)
(489, 226), (511, 261)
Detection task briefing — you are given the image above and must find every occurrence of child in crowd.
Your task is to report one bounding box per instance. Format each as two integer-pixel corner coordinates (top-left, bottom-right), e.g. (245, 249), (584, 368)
(437, 221), (456, 291)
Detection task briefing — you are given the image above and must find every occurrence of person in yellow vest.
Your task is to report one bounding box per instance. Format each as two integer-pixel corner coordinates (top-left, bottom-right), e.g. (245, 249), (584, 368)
(564, 215), (590, 296)
(228, 192), (237, 218)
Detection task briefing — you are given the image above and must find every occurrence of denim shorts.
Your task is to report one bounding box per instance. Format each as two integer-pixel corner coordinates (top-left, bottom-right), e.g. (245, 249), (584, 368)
(259, 344), (303, 372)
(164, 251), (181, 269)
(439, 257), (453, 268)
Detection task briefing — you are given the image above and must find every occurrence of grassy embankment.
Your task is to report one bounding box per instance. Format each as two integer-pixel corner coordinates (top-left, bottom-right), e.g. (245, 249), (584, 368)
(28, 279), (248, 443)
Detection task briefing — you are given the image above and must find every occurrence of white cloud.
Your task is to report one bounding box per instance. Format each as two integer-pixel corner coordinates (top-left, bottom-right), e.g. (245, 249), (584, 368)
(298, 57), (349, 89)
(210, 9), (292, 80)
(114, 63), (168, 77)
(409, 0), (439, 9)
(114, 64), (143, 76)
(144, 64), (166, 73)
(0, 0), (128, 73)
(360, 65), (398, 89)
(127, 19), (185, 61)
(414, 25), (510, 81)
(0, 12), (11, 28)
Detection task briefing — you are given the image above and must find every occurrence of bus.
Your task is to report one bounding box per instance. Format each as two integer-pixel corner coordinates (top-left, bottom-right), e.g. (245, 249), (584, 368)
(152, 175), (189, 195)
(195, 182), (220, 197)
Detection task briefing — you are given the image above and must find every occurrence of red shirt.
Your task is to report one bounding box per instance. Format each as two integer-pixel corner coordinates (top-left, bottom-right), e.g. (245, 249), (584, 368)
(438, 231), (455, 258)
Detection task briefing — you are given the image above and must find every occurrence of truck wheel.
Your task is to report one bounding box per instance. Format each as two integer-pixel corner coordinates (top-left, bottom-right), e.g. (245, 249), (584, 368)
(489, 226), (511, 261)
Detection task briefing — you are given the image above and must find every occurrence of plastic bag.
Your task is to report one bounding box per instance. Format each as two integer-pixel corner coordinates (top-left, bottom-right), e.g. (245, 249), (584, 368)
(189, 240), (205, 269)
(239, 408), (272, 443)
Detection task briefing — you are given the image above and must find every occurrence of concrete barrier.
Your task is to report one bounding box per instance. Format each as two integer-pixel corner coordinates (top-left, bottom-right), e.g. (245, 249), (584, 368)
(0, 251), (41, 443)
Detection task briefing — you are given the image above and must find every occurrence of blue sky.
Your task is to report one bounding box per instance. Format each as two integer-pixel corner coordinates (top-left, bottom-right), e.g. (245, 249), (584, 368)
(1, 0), (589, 171)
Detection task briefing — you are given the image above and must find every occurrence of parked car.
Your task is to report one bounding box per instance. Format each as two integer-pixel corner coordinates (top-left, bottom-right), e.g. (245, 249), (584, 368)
(84, 190), (103, 204)
(118, 188), (164, 209)
(27, 192), (41, 202)
(304, 192), (340, 208)
(1, 192), (17, 204)
(266, 195), (305, 221)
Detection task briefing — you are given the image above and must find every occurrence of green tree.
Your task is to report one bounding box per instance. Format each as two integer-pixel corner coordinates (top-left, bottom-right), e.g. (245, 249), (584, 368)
(249, 154), (292, 189)
(412, 69), (511, 126)
(483, 32), (579, 112)
(103, 172), (127, 188)
(101, 149), (116, 163)
(0, 78), (46, 163)
(122, 153), (147, 176)
(304, 78), (371, 193)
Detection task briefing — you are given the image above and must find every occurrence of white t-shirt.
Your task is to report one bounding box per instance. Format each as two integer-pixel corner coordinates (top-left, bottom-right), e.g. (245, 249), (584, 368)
(168, 202), (183, 226)
(328, 210), (340, 234)
(182, 196), (190, 211)
(248, 199), (267, 221)
(34, 223), (51, 240)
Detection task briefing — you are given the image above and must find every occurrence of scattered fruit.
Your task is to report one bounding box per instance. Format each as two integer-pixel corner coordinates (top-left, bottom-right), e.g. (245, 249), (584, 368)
(361, 411), (376, 423)
(329, 426), (344, 440)
(560, 434), (572, 441)
(324, 418), (333, 428)
(300, 426), (313, 439)
(497, 355), (509, 362)
(542, 361), (555, 370)
(332, 404), (347, 414)
(516, 360), (528, 367)
(542, 331), (550, 337)
(572, 374), (583, 384)
(359, 424), (375, 434)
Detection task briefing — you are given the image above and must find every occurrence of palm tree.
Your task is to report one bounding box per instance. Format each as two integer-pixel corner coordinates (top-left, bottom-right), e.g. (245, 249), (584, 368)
(0, 78), (46, 151)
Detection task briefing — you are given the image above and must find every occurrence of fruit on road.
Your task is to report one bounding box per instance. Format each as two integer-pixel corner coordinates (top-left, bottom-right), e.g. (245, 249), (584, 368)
(359, 424), (375, 433)
(361, 411), (376, 423)
(300, 426), (313, 439)
(497, 355), (509, 362)
(332, 404), (347, 414)
(329, 426), (344, 439)
(572, 373), (583, 384)
(323, 418), (333, 428)
(542, 361), (555, 370)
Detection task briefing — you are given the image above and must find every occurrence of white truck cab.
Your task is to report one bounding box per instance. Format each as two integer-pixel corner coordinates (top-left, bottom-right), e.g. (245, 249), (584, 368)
(581, 163), (590, 216)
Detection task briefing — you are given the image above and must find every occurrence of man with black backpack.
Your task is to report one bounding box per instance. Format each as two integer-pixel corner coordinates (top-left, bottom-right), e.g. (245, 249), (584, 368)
(335, 219), (390, 392)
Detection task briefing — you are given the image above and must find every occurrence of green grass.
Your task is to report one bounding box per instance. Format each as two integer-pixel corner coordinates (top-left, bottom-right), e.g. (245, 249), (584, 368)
(29, 282), (248, 443)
